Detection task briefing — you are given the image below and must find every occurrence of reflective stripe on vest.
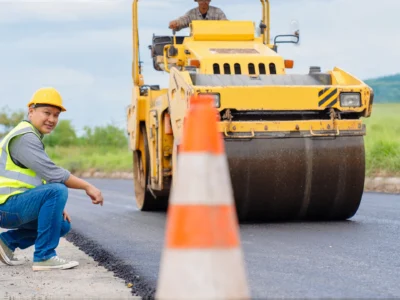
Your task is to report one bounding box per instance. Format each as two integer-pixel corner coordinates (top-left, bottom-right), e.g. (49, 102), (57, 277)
(0, 122), (44, 204)
(0, 187), (29, 195)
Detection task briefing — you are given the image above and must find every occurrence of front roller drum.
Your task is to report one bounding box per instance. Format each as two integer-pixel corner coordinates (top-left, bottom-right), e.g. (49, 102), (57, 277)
(225, 136), (365, 222)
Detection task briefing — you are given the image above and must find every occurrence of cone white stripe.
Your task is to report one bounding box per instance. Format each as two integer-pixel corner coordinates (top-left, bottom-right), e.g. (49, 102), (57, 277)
(171, 153), (235, 206)
(156, 248), (250, 299)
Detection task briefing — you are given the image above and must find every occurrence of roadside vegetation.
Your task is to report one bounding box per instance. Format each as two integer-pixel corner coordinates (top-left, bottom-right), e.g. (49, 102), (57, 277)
(364, 103), (400, 177)
(0, 106), (132, 175)
(1, 103), (399, 177)
(44, 126), (132, 175)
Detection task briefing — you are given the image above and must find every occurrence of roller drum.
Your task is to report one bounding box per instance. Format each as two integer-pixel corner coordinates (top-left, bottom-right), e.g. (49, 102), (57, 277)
(224, 136), (365, 222)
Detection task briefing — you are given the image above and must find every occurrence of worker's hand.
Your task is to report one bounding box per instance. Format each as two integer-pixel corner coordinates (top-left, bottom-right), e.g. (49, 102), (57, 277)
(169, 20), (179, 30)
(85, 185), (104, 206)
(63, 210), (71, 223)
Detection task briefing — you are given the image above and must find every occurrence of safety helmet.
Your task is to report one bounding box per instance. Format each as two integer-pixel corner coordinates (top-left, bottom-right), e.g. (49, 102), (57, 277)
(27, 87), (67, 112)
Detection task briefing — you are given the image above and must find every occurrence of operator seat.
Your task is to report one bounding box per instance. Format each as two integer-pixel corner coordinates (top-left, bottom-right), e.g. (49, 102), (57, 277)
(149, 34), (186, 71)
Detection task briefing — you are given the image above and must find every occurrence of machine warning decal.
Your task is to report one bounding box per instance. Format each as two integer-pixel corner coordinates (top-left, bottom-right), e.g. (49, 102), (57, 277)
(318, 87), (338, 107)
(209, 48), (259, 54)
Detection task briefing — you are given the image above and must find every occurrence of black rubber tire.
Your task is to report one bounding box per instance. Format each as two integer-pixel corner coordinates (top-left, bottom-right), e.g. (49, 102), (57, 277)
(133, 125), (168, 211)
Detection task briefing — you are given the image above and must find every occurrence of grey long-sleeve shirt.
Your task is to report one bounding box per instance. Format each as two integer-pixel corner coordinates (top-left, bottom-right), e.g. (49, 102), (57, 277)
(8, 125), (70, 183)
(175, 6), (228, 31)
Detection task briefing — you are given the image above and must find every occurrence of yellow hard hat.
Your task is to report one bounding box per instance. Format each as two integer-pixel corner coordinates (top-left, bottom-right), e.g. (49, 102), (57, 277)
(27, 87), (67, 112)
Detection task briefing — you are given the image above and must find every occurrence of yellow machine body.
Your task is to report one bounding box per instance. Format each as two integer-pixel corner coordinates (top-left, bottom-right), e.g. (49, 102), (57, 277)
(127, 0), (374, 221)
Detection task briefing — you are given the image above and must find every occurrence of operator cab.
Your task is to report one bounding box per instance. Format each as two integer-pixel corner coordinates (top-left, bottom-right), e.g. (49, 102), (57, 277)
(148, 34), (186, 71)
(147, 18), (300, 72)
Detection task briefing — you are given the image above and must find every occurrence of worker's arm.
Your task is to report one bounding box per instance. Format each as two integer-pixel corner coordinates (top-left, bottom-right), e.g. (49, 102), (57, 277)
(64, 174), (103, 206)
(173, 9), (194, 31)
(9, 133), (70, 183)
(217, 8), (228, 20)
(9, 133), (103, 206)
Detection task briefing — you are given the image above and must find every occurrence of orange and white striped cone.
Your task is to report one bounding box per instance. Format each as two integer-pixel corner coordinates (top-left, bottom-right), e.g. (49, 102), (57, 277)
(156, 95), (250, 299)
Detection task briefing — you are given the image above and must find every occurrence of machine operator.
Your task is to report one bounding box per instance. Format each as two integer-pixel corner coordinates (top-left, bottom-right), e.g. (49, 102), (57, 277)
(169, 0), (228, 31)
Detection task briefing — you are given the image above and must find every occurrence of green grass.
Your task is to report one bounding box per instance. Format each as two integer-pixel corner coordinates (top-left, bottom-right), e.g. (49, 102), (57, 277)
(46, 146), (132, 174)
(45, 103), (400, 177)
(364, 103), (400, 176)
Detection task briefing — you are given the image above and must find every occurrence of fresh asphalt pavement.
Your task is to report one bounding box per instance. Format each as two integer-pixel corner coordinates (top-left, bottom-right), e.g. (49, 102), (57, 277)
(64, 178), (400, 299)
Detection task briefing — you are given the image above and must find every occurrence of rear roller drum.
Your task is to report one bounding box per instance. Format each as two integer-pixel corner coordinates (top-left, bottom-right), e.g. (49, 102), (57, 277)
(225, 136), (365, 222)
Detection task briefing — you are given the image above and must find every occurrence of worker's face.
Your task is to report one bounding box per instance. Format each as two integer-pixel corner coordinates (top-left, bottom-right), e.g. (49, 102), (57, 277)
(28, 106), (61, 134)
(197, 0), (210, 11)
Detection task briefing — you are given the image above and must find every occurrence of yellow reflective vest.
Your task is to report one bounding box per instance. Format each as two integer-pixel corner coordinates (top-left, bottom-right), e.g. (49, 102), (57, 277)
(0, 121), (44, 204)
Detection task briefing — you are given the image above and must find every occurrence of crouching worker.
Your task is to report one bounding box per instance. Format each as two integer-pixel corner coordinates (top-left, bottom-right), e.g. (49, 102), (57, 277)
(0, 87), (104, 271)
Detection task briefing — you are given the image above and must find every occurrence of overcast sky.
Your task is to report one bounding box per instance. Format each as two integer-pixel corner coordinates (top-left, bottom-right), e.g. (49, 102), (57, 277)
(0, 0), (398, 133)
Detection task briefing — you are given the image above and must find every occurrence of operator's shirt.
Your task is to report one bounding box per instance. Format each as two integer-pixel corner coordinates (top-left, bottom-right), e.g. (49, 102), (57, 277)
(8, 120), (70, 183)
(176, 6), (228, 31)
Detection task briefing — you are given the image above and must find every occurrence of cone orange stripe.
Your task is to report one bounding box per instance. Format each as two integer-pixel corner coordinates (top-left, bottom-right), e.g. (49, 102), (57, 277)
(180, 95), (224, 154)
(166, 205), (240, 248)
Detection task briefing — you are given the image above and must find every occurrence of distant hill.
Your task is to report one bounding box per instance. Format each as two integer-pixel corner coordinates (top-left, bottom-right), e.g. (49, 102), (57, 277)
(364, 73), (400, 103)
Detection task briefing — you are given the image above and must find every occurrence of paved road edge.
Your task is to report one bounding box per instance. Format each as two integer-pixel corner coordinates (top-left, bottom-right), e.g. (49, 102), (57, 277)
(0, 229), (139, 300)
(364, 177), (400, 194)
(64, 229), (156, 299)
(74, 172), (400, 195)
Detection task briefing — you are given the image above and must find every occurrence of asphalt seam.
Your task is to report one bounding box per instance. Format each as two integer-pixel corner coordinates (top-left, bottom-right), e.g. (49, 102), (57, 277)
(64, 229), (156, 299)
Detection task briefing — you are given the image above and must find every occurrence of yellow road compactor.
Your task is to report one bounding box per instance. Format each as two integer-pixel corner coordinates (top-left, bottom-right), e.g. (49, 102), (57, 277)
(127, 0), (374, 222)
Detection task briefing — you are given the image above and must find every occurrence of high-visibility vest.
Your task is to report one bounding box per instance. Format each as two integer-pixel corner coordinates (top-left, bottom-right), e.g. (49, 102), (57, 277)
(0, 121), (44, 205)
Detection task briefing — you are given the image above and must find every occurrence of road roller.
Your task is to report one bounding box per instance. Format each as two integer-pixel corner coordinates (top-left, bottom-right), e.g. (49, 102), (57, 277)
(127, 0), (374, 222)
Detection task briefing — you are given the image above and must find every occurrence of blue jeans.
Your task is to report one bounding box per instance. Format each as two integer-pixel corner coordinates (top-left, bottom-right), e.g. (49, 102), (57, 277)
(0, 183), (71, 262)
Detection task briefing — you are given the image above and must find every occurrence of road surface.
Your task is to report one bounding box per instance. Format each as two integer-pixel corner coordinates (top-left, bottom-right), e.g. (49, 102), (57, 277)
(64, 179), (400, 299)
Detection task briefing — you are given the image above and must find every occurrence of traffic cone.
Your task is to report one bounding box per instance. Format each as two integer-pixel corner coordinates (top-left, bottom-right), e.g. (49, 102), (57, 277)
(156, 95), (250, 299)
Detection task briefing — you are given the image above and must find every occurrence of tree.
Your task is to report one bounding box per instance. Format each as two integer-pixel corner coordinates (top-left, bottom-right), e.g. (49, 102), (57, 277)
(0, 106), (127, 149)
(0, 106), (25, 138)
(43, 120), (78, 147)
(81, 124), (128, 148)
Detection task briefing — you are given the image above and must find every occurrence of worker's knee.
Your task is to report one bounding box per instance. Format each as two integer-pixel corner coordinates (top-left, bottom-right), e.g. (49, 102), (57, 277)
(60, 220), (71, 237)
(47, 183), (68, 203)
